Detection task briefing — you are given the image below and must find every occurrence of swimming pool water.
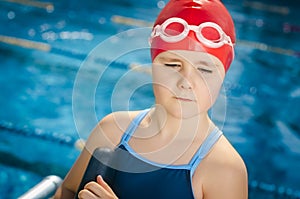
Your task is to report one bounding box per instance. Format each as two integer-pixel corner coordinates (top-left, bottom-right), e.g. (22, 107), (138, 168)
(0, 0), (299, 198)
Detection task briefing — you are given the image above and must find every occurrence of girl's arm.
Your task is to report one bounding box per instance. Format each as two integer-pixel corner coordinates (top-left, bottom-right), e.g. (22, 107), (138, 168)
(203, 161), (248, 199)
(53, 111), (136, 199)
(53, 146), (93, 198)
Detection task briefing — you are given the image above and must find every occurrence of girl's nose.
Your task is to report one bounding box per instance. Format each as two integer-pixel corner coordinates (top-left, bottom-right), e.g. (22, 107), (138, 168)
(177, 65), (194, 90)
(177, 77), (192, 90)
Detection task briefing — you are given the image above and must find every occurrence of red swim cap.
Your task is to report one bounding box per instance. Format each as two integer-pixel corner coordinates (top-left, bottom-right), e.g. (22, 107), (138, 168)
(150, 0), (235, 72)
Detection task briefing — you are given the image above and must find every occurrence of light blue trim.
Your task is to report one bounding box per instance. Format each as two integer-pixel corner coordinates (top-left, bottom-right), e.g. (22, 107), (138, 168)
(189, 128), (223, 198)
(119, 109), (150, 144)
(190, 128), (223, 175)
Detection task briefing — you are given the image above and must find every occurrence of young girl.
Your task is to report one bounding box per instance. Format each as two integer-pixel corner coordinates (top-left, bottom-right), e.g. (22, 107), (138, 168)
(54, 0), (248, 198)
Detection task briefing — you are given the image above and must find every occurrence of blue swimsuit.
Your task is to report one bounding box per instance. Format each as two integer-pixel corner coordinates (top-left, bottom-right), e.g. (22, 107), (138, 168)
(107, 109), (223, 199)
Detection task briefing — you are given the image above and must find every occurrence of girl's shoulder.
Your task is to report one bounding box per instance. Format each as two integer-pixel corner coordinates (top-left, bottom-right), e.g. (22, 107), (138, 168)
(201, 135), (247, 178)
(93, 110), (144, 147)
(193, 135), (248, 198)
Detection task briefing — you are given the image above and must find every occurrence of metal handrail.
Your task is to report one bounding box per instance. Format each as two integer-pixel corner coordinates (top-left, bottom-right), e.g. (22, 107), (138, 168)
(18, 175), (62, 199)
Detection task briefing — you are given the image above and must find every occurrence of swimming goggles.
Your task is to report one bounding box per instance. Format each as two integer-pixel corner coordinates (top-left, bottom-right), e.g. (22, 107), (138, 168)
(150, 17), (233, 49)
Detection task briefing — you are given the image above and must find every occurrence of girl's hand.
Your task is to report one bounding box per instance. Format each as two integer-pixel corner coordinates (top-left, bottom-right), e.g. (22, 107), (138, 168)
(78, 175), (118, 199)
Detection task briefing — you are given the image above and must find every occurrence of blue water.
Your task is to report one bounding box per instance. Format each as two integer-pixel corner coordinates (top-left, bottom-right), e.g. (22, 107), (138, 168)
(0, 0), (300, 198)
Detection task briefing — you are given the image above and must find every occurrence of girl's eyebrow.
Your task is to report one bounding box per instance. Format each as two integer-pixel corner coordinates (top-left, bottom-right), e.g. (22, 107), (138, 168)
(196, 60), (212, 66)
(159, 56), (218, 68)
(195, 60), (221, 69)
(158, 57), (182, 62)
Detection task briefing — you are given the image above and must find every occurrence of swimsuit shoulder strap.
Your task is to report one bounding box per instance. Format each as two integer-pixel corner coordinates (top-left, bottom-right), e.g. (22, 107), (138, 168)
(119, 109), (150, 144)
(189, 127), (223, 175)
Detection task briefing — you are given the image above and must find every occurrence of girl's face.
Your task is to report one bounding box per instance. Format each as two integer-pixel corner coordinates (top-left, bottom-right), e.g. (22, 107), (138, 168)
(152, 50), (225, 119)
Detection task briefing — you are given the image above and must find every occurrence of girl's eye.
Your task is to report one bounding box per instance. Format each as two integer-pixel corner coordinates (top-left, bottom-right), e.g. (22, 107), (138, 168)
(164, 63), (181, 67)
(198, 67), (212, 73)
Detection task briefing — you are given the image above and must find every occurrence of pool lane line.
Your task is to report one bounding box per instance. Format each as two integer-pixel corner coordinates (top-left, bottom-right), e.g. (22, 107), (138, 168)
(0, 34), (50, 51)
(0, 120), (77, 146)
(243, 1), (290, 15)
(0, 0), (54, 12)
(0, 34), (87, 60)
(111, 15), (299, 57)
(237, 40), (299, 57)
(111, 15), (153, 27)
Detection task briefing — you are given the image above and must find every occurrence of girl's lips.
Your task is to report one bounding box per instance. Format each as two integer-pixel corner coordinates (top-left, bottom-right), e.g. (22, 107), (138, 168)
(174, 97), (194, 102)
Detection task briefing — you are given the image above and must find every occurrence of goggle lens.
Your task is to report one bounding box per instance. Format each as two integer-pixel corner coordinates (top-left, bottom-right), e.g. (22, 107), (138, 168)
(201, 27), (221, 43)
(164, 22), (185, 36)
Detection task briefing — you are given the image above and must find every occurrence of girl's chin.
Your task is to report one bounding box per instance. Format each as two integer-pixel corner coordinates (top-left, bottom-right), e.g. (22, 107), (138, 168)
(166, 106), (203, 119)
(153, 102), (209, 119)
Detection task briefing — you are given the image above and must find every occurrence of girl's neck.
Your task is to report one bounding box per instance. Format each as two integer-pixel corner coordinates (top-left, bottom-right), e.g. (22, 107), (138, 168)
(145, 106), (215, 141)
